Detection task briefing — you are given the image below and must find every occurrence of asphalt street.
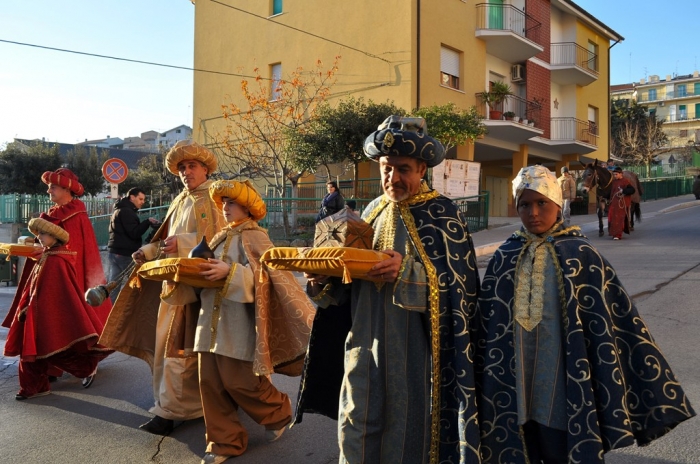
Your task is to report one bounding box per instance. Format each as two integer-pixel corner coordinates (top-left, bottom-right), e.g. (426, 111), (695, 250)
(0, 195), (698, 463)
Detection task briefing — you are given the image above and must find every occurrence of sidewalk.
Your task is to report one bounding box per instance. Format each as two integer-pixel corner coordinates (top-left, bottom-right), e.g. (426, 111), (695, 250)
(471, 194), (700, 258)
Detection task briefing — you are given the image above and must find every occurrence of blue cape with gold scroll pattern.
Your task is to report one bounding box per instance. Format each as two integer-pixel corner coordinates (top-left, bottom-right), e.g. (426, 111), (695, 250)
(474, 225), (696, 463)
(362, 189), (482, 463)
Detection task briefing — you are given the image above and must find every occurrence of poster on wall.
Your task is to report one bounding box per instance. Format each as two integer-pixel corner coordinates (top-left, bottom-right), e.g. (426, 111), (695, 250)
(432, 159), (481, 198)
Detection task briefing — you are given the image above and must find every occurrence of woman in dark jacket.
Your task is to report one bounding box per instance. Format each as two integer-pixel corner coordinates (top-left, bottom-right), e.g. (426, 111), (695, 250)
(315, 181), (345, 223)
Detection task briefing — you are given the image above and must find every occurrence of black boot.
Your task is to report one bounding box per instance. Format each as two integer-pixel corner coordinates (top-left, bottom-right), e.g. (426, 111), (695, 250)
(139, 415), (174, 435)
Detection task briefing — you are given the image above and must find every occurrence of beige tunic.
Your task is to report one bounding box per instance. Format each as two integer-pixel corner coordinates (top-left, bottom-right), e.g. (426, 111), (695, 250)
(194, 228), (256, 360)
(100, 179), (225, 421)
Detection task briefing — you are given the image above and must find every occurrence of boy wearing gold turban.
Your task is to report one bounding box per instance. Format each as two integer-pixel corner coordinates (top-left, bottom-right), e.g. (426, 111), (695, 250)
(187, 180), (314, 463)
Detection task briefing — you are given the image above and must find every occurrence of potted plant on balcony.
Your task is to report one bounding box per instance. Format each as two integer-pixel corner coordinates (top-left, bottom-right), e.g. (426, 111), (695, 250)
(503, 111), (516, 121)
(478, 81), (513, 120)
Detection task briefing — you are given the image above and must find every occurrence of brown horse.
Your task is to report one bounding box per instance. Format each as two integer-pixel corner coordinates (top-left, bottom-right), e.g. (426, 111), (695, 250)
(580, 161), (642, 236)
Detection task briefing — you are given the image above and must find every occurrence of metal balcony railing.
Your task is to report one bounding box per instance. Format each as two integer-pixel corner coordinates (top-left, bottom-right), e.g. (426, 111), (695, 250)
(475, 3), (541, 44)
(638, 86), (700, 102)
(475, 94), (542, 128)
(665, 111), (698, 123)
(550, 42), (598, 74)
(550, 117), (598, 146)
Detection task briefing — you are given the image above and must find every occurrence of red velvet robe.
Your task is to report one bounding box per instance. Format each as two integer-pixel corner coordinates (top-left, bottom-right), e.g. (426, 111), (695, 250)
(3, 245), (110, 362)
(608, 177), (633, 238)
(9, 198), (112, 324)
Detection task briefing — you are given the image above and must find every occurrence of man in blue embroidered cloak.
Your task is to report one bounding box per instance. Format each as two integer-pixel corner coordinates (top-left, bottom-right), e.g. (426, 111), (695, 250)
(474, 165), (695, 463)
(299, 116), (481, 463)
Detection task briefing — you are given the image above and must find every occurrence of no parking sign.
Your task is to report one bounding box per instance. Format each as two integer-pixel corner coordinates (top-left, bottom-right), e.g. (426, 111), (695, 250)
(102, 158), (129, 198)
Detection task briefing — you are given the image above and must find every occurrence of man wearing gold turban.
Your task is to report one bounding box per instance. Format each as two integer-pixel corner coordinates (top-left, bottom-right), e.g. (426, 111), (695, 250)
(100, 140), (225, 435)
(474, 165), (695, 462)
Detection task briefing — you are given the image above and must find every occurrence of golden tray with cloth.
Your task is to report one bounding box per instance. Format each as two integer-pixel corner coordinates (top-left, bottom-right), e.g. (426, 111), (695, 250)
(260, 246), (389, 283)
(0, 242), (40, 258)
(137, 257), (224, 288)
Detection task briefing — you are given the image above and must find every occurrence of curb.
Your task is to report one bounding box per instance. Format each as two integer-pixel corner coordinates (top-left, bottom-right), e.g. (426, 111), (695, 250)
(475, 242), (502, 257)
(657, 200), (700, 214)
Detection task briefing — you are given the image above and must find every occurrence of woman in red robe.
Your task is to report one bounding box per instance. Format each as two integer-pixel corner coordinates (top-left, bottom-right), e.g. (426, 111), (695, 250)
(2, 214), (111, 400)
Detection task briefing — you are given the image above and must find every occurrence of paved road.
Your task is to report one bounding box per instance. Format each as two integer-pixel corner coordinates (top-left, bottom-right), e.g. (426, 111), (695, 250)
(1, 196), (698, 463)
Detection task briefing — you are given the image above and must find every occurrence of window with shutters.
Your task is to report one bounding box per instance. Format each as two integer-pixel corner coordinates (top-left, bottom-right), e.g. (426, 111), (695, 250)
(440, 46), (461, 90)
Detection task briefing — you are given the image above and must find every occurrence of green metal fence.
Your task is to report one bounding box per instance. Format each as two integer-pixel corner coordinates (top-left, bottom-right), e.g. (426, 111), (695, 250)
(454, 193), (490, 232)
(90, 205), (170, 247)
(5, 189), (491, 247)
(639, 176), (695, 201)
(259, 192), (490, 240)
(0, 194), (114, 223)
(622, 161), (695, 179)
(294, 179), (382, 202)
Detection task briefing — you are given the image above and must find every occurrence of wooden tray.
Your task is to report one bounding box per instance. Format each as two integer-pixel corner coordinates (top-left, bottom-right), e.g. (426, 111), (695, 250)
(0, 243), (41, 258)
(137, 257), (224, 288)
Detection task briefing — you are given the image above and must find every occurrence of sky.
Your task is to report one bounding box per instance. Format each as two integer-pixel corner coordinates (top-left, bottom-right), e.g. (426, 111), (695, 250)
(0, 1), (195, 147)
(574, 0), (700, 85)
(1, 1), (698, 148)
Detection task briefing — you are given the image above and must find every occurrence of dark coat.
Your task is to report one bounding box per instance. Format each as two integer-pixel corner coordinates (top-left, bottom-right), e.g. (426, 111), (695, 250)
(297, 191), (482, 463)
(315, 191), (345, 223)
(108, 197), (151, 256)
(474, 225), (695, 463)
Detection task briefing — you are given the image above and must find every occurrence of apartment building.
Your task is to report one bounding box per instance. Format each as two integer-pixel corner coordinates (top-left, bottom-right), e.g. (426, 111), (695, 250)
(623, 72), (700, 150)
(155, 125), (193, 150)
(191, 0), (622, 216)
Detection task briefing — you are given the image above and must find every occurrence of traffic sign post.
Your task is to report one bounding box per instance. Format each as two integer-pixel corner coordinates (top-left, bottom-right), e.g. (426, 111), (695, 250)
(102, 158), (129, 199)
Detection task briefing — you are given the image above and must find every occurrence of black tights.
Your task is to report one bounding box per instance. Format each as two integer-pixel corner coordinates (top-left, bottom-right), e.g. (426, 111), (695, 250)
(522, 421), (568, 464)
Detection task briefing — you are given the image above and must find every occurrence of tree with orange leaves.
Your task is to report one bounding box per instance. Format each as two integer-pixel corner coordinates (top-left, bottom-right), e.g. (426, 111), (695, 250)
(212, 58), (339, 235)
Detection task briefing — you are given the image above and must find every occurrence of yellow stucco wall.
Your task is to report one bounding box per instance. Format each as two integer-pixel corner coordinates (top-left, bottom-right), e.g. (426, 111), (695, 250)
(191, 1), (619, 214)
(575, 20), (610, 162)
(192, 1), (488, 146)
(193, 0), (417, 145)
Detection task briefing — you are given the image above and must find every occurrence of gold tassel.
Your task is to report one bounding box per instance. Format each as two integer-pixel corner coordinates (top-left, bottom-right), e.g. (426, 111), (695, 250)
(341, 262), (352, 284)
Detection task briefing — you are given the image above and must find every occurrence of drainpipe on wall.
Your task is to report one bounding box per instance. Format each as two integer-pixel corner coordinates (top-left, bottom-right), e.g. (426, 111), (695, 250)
(416, 0), (421, 109)
(608, 39), (621, 160)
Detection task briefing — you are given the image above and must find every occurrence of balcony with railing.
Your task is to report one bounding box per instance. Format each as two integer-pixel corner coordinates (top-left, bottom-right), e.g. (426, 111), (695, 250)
(475, 3), (543, 63)
(475, 94), (543, 143)
(664, 109), (699, 123)
(638, 85), (700, 102)
(530, 117), (597, 154)
(550, 42), (598, 86)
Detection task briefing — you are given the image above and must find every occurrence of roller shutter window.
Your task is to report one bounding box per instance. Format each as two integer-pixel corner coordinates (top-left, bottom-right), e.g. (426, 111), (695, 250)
(441, 46), (460, 90)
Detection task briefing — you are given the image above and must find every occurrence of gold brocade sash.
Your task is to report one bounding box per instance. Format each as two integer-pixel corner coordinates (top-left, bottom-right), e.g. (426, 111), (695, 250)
(513, 222), (562, 331)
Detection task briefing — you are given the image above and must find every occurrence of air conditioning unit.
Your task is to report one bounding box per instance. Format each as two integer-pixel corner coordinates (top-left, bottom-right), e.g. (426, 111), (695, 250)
(511, 64), (524, 82)
(659, 101), (665, 107)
